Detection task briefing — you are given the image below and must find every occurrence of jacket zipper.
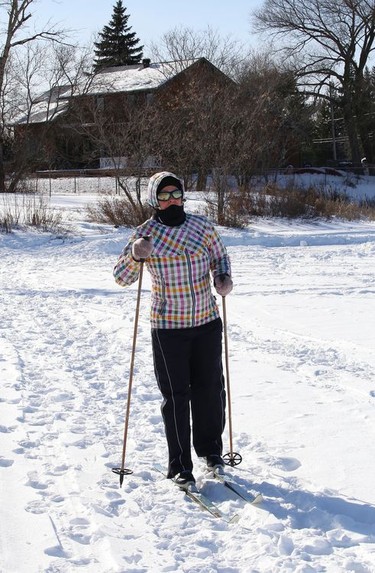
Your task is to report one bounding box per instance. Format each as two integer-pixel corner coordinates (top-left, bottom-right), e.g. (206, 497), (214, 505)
(185, 252), (196, 327)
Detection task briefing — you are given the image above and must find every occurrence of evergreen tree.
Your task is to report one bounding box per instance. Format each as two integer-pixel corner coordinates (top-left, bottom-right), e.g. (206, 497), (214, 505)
(93, 1), (143, 71)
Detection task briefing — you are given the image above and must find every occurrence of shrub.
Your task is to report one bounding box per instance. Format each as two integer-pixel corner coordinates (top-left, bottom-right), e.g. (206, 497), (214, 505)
(206, 184), (268, 228)
(206, 192), (248, 228)
(205, 181), (375, 226)
(249, 183), (375, 220)
(359, 197), (375, 209)
(86, 195), (153, 227)
(0, 194), (67, 233)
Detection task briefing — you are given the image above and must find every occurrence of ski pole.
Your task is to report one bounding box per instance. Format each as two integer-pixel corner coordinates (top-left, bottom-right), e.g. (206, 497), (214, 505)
(112, 260), (145, 486)
(222, 295), (242, 467)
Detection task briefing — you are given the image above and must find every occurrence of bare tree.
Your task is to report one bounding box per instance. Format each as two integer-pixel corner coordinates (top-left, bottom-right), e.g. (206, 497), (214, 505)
(153, 31), (313, 223)
(4, 41), (91, 191)
(198, 57), (313, 224)
(65, 83), (159, 220)
(253, 0), (375, 164)
(0, 0), (68, 191)
(149, 26), (249, 78)
(235, 56), (313, 175)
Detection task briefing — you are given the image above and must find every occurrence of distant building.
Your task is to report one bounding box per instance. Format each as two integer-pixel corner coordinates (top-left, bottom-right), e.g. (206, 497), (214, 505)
(13, 58), (235, 172)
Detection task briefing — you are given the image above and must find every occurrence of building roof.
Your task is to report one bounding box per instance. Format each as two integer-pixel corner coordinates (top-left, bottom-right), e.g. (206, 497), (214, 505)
(13, 85), (72, 125)
(84, 59), (198, 96)
(13, 58), (221, 125)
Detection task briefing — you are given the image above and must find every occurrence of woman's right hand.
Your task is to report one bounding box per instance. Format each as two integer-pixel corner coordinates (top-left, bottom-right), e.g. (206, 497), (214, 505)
(132, 236), (153, 261)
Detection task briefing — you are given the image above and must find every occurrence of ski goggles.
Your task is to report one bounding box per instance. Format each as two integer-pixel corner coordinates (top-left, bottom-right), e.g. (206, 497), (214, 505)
(157, 189), (183, 201)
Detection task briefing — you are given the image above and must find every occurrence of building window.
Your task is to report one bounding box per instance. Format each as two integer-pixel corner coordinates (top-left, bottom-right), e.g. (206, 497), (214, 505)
(97, 96), (104, 111)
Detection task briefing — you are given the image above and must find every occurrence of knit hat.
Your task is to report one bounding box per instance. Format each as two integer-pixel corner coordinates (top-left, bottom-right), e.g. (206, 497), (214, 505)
(156, 175), (183, 195)
(147, 171), (184, 208)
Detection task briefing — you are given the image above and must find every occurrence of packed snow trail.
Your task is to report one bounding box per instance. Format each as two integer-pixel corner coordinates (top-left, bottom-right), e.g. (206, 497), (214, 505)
(1, 220), (375, 572)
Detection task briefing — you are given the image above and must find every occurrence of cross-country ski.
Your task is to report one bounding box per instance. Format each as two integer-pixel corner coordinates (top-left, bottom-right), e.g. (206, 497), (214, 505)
(154, 464), (240, 523)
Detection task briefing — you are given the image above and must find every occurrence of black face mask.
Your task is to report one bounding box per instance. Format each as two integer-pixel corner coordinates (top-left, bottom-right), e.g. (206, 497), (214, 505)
(155, 204), (186, 227)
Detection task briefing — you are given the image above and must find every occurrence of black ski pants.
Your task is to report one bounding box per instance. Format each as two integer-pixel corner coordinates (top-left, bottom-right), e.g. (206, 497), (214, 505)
(151, 317), (226, 478)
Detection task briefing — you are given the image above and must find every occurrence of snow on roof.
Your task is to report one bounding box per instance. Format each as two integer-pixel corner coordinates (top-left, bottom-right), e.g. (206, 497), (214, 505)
(13, 85), (72, 125)
(15, 100), (69, 125)
(82, 59), (199, 96)
(14, 59), (200, 125)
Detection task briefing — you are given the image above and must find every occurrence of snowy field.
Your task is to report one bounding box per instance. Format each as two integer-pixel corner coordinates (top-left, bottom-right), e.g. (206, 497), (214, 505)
(1, 178), (375, 572)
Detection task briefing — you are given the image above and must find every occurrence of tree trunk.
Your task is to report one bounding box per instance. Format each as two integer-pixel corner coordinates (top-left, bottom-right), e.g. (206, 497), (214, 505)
(196, 170), (207, 191)
(342, 104), (362, 165)
(0, 138), (6, 192)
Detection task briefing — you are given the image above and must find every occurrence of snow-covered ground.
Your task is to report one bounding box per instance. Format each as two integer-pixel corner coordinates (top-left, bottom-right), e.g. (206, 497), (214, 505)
(1, 181), (375, 572)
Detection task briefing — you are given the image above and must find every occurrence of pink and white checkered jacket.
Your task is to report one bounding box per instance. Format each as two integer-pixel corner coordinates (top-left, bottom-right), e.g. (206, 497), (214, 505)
(113, 213), (231, 329)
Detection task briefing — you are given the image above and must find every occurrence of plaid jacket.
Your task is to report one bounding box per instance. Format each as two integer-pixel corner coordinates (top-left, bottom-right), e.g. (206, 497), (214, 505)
(113, 214), (231, 329)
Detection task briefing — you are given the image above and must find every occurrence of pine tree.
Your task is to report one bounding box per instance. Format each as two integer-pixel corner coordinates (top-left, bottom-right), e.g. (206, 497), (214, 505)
(93, 1), (143, 71)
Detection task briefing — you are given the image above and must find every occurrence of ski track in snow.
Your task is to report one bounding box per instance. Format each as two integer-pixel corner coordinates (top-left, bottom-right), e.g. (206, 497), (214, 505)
(1, 220), (375, 573)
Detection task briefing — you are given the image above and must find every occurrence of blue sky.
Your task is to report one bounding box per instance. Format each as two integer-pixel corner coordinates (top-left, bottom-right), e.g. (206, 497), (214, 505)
(34, 0), (263, 53)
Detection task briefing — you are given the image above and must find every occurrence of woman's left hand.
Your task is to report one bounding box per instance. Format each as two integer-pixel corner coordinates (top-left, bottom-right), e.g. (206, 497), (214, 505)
(214, 274), (233, 296)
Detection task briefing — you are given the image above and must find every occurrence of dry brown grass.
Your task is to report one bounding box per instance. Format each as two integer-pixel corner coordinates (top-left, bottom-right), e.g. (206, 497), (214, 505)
(86, 195), (153, 227)
(208, 182), (375, 226)
(0, 194), (67, 233)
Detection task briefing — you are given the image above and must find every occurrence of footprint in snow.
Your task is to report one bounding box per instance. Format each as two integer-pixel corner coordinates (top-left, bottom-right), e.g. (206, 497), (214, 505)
(271, 456), (301, 471)
(68, 517), (92, 545)
(24, 500), (48, 514)
(45, 464), (70, 476)
(0, 457), (14, 467)
(0, 425), (16, 433)
(26, 471), (51, 490)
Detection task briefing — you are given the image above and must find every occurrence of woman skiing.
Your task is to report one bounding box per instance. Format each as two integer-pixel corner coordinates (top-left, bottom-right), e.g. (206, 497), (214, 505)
(113, 171), (233, 485)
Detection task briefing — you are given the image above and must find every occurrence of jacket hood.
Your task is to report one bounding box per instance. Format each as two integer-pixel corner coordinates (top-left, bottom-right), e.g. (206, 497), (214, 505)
(147, 171), (184, 208)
